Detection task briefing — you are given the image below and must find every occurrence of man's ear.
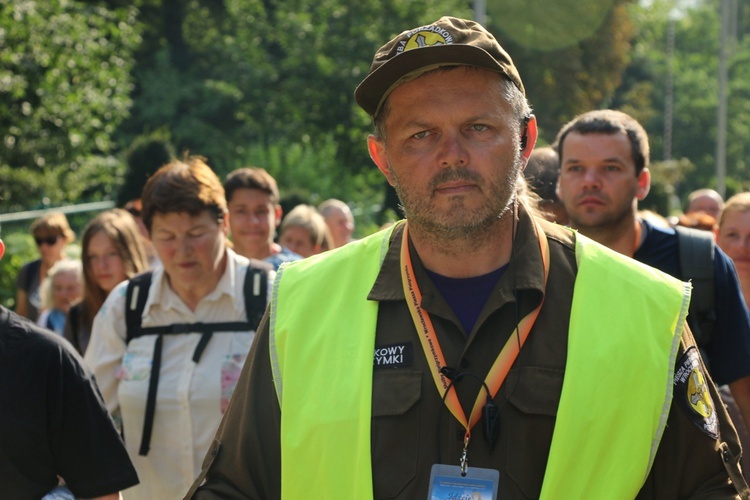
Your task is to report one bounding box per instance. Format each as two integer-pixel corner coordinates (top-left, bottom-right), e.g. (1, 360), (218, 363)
(274, 205), (283, 228)
(0, 239), (5, 261)
(636, 168), (651, 201)
(220, 215), (230, 236)
(368, 135), (395, 186)
(519, 115), (539, 169)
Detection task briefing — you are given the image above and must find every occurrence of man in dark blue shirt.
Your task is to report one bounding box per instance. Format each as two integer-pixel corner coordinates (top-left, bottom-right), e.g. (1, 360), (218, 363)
(555, 109), (750, 434)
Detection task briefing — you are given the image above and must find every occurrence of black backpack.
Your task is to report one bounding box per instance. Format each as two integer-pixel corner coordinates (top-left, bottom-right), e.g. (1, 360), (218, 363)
(675, 226), (716, 349)
(123, 262), (271, 456)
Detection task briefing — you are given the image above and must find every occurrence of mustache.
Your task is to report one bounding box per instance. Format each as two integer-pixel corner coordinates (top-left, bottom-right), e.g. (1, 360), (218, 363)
(575, 191), (608, 203)
(428, 168), (484, 191)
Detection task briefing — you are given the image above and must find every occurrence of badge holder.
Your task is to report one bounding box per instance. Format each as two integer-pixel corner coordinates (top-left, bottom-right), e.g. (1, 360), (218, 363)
(427, 464), (499, 500)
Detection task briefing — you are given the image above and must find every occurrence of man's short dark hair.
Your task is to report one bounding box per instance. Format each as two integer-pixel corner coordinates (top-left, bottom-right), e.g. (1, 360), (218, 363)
(224, 167), (280, 205)
(554, 109), (650, 175)
(524, 146), (560, 202)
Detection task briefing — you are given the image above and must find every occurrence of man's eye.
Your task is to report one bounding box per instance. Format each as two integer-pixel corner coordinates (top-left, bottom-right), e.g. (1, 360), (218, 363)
(412, 130), (430, 139)
(471, 124), (489, 132)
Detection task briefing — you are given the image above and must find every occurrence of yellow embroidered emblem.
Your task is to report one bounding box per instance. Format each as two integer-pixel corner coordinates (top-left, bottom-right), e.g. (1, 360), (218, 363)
(404, 31), (448, 51)
(687, 368), (713, 418)
(674, 347), (718, 439)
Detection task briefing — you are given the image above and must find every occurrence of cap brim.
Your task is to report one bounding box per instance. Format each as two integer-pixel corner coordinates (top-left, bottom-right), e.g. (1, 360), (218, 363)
(355, 44), (509, 117)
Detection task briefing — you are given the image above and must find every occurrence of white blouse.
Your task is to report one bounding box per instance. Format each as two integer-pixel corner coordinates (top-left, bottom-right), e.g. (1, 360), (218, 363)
(85, 249), (271, 499)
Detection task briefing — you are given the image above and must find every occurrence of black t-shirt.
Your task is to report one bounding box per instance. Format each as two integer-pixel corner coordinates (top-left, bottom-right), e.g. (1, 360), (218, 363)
(634, 220), (750, 385)
(0, 306), (139, 498)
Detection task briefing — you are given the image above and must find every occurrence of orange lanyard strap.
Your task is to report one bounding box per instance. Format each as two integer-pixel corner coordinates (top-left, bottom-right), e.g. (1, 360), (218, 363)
(400, 219), (550, 439)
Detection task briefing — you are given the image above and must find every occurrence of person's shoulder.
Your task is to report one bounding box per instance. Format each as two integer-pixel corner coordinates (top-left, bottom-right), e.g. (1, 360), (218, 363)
(264, 247), (302, 270)
(280, 225), (398, 275)
(20, 258), (42, 272)
(536, 218), (576, 250)
(15, 259), (41, 287)
(234, 249), (274, 274)
(0, 306), (78, 357)
(641, 218), (678, 248)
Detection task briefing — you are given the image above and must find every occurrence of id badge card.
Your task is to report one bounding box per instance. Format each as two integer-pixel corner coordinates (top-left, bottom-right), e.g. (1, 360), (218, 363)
(427, 464), (499, 500)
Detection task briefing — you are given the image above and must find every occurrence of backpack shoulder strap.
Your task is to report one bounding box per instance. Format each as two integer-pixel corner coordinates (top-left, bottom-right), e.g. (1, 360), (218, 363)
(125, 271), (154, 344)
(243, 260), (273, 331)
(674, 226), (716, 346)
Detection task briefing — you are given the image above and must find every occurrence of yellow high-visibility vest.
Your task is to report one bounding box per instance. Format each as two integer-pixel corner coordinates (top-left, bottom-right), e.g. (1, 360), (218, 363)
(270, 224), (689, 499)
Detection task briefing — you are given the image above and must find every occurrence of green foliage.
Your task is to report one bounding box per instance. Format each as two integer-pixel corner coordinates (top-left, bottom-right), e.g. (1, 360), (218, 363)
(117, 129), (175, 205)
(495, 0), (635, 143)
(114, 0), (470, 232)
(0, 233), (36, 308)
(226, 134), (387, 237)
(0, 0), (141, 212)
(4, 0), (749, 233)
(614, 0), (750, 205)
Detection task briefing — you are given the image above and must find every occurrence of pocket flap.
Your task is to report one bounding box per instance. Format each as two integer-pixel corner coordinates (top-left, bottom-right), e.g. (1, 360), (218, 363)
(507, 366), (564, 416)
(372, 370), (421, 417)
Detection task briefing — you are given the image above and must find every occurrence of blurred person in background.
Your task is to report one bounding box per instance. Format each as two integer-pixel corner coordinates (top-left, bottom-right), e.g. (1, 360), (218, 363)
(16, 212), (75, 321)
(124, 198), (157, 265)
(85, 157), (274, 499)
(278, 204), (332, 258)
(37, 259), (82, 336)
(718, 193), (750, 306)
(224, 167), (301, 269)
(123, 199), (149, 240)
(687, 188), (724, 220)
(555, 109), (750, 437)
(716, 191), (750, 481)
(318, 198), (355, 248)
(64, 209), (150, 356)
(674, 211), (718, 236)
(523, 146), (568, 225)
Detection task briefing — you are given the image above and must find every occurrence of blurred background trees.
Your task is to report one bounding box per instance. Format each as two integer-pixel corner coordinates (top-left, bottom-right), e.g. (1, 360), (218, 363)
(1, 0), (748, 241)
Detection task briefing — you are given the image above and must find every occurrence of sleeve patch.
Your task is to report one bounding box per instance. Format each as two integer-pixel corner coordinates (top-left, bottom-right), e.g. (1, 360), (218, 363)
(674, 347), (719, 440)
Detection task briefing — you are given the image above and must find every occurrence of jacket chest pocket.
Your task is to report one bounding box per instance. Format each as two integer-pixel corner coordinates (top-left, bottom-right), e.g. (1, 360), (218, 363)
(504, 366), (564, 499)
(371, 370), (422, 499)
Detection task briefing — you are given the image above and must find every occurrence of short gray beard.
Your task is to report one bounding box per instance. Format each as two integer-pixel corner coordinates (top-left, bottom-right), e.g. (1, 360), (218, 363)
(392, 155), (523, 250)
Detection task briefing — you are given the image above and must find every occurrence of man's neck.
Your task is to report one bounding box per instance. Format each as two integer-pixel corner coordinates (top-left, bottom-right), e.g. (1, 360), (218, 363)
(574, 216), (640, 258)
(234, 241), (278, 261)
(407, 216), (514, 278)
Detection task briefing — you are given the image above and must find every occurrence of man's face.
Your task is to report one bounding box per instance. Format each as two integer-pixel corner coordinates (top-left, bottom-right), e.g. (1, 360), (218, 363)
(718, 209), (750, 278)
(557, 132), (649, 230)
(226, 188), (281, 250)
(324, 208), (354, 247)
(368, 67), (528, 239)
(687, 195), (722, 220)
(52, 271), (82, 312)
(279, 226), (316, 258)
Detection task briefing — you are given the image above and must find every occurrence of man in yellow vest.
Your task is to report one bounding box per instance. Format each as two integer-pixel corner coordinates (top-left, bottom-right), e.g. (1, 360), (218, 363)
(187, 16), (748, 499)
